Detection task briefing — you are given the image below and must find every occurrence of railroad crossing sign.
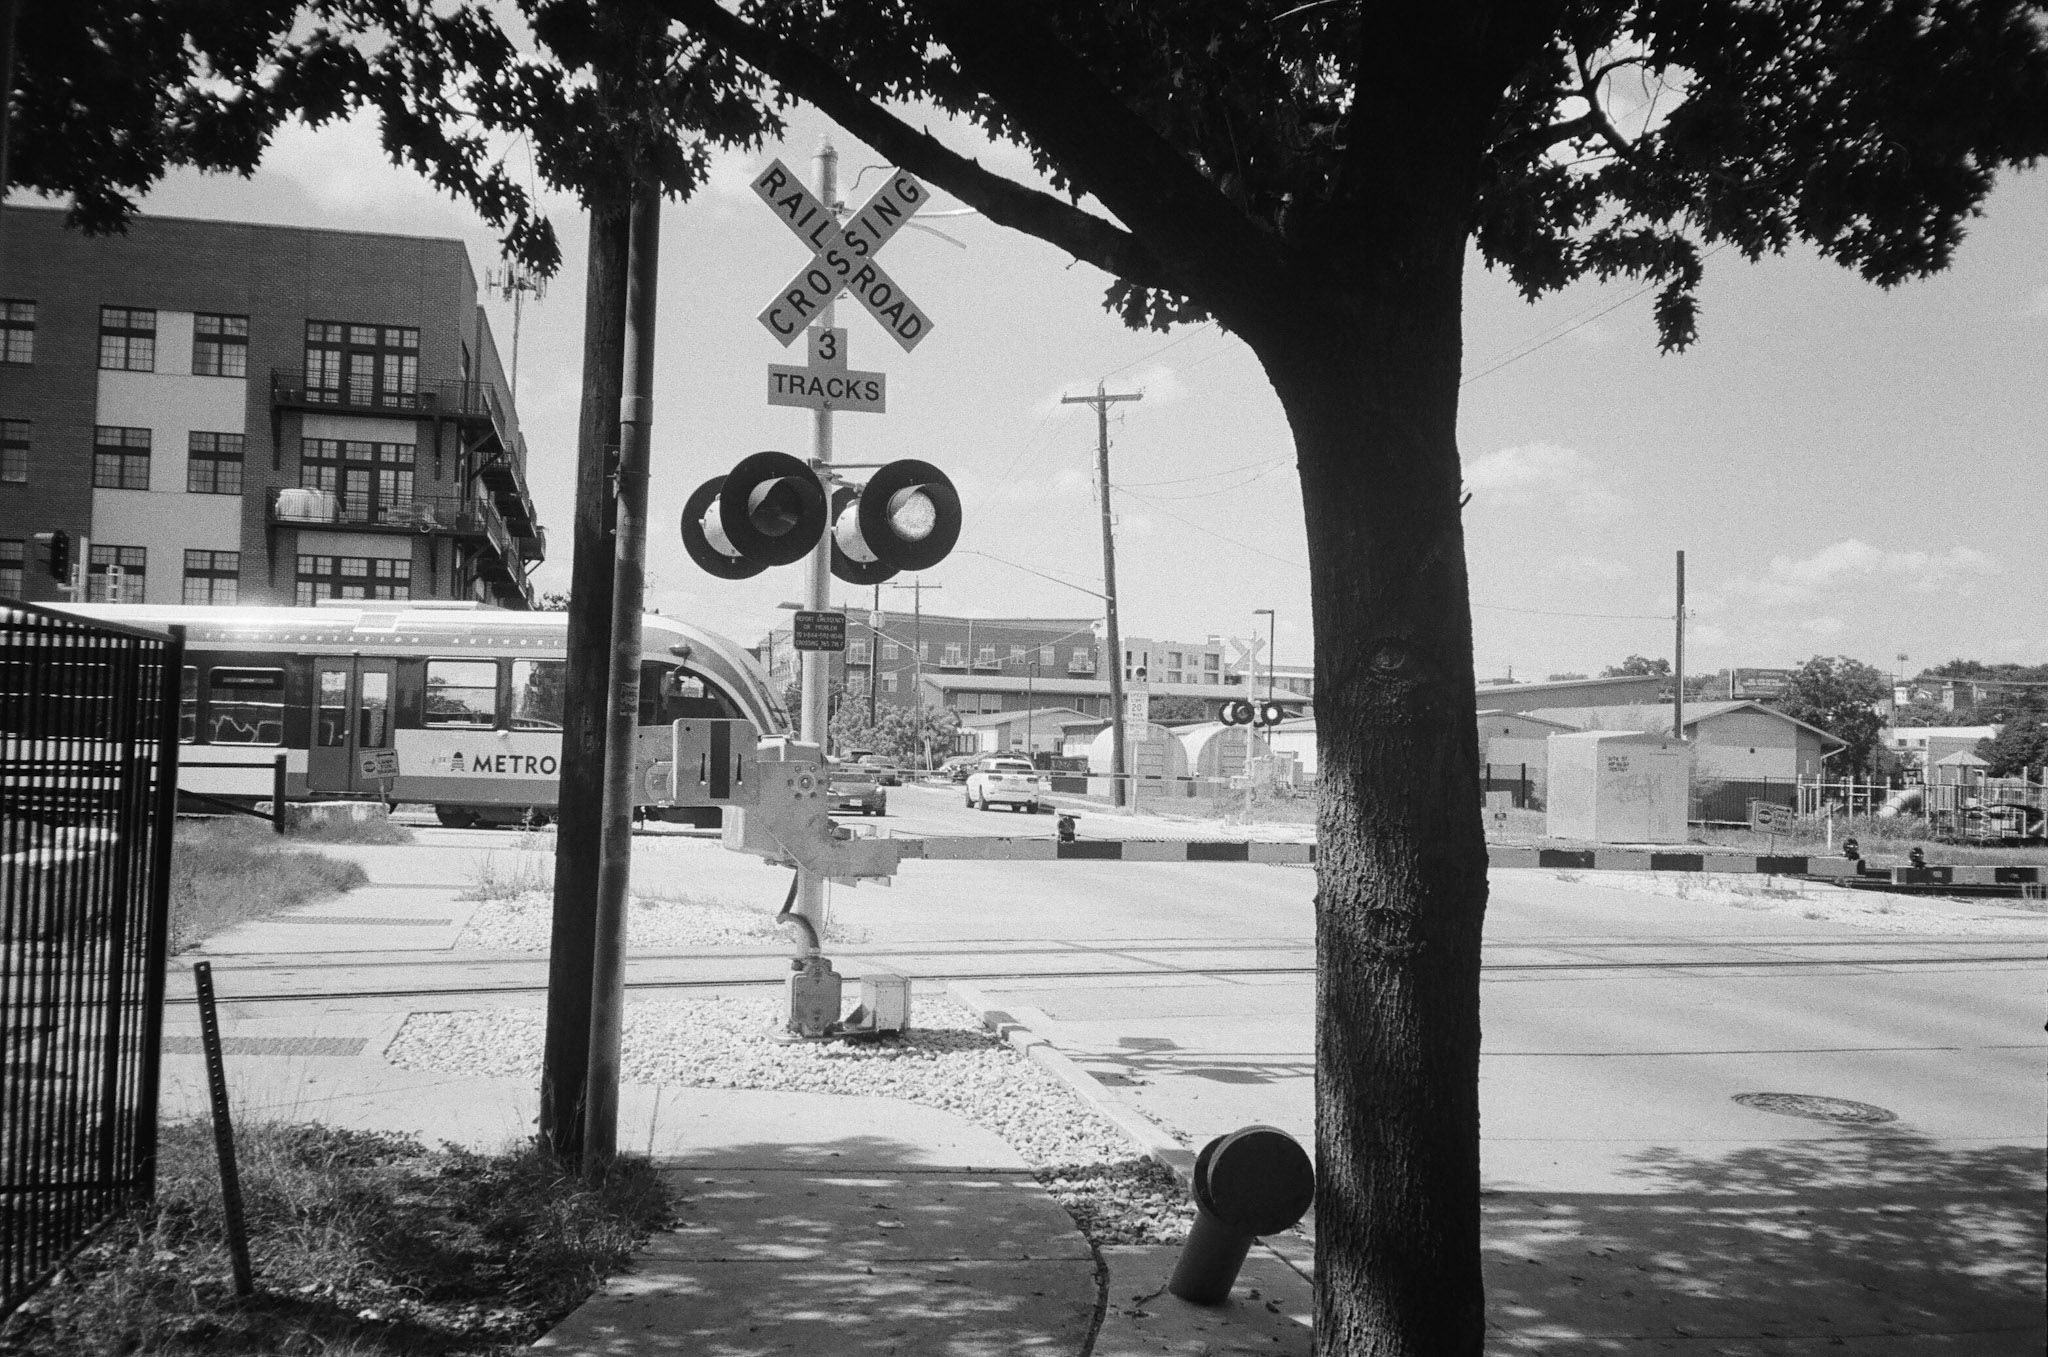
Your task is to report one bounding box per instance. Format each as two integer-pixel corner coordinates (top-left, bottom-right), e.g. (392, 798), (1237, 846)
(752, 158), (933, 352)
(768, 327), (886, 413)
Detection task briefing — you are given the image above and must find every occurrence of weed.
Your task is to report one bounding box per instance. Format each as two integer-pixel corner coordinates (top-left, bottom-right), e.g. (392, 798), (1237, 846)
(461, 851), (551, 902)
(0, 1120), (670, 1357)
(169, 820), (369, 952)
(1553, 870), (1582, 883)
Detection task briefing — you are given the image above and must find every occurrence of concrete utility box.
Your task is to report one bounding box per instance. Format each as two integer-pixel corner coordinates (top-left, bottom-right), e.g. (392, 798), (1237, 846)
(1545, 731), (1691, 843)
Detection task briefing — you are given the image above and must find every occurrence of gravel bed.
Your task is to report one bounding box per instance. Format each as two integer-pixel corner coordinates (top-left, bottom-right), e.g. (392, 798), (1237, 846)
(385, 994), (1192, 1244)
(1568, 871), (2048, 936)
(457, 890), (869, 950)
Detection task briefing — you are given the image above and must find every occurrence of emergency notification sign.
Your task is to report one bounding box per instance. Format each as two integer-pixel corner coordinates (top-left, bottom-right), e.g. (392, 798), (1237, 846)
(793, 610), (847, 652)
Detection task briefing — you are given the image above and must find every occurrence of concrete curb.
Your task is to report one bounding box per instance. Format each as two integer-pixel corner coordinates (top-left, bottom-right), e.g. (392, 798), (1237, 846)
(949, 981), (1196, 1185)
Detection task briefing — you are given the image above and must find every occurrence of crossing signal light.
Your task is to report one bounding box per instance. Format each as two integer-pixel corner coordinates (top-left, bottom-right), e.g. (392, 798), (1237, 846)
(682, 451), (827, 578)
(1220, 699), (1288, 728)
(683, 454), (960, 582)
(32, 530), (70, 582)
(834, 458), (960, 581)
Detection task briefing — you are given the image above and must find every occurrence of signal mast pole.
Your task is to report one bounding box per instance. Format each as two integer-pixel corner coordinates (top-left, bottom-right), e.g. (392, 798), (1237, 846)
(1063, 384), (1140, 807)
(788, 139), (838, 987)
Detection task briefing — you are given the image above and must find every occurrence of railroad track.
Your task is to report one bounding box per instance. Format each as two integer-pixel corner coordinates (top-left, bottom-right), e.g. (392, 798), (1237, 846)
(174, 945), (2046, 1007)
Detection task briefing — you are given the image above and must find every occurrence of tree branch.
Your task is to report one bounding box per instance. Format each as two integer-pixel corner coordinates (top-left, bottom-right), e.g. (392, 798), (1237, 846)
(1574, 47), (1643, 165)
(1490, 111), (1600, 167)
(650, 0), (1174, 291)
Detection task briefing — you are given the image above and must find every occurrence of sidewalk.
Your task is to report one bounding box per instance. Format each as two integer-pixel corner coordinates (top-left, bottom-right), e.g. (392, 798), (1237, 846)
(168, 836), (1315, 1356)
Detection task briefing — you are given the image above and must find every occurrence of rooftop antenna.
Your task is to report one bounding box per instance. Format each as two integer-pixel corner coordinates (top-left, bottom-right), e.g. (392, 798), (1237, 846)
(487, 263), (547, 401)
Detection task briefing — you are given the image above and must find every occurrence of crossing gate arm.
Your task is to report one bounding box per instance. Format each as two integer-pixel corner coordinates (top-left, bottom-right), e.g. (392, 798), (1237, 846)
(899, 837), (1317, 864)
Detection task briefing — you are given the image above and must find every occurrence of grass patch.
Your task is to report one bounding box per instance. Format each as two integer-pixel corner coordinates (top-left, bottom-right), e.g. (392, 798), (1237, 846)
(284, 814), (415, 846)
(170, 820), (369, 952)
(0, 1121), (670, 1356)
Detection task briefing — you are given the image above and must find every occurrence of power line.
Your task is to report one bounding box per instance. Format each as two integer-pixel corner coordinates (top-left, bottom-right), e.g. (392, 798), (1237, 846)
(1119, 455), (1291, 489)
(1472, 601), (1667, 621)
(1115, 487), (1309, 571)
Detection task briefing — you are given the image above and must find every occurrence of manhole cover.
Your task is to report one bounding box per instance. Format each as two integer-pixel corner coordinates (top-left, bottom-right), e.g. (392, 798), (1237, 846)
(1732, 1092), (1898, 1124)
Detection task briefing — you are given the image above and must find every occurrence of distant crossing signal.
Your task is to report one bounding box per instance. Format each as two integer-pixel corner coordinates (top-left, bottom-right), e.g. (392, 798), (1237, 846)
(1220, 699), (1287, 728)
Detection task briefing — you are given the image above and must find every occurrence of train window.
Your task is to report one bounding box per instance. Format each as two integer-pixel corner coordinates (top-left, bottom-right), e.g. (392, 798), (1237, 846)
(359, 670), (390, 746)
(180, 667), (197, 742)
(511, 660), (565, 729)
(642, 662), (737, 724)
(316, 668), (347, 746)
(209, 667), (284, 745)
(425, 659), (498, 727)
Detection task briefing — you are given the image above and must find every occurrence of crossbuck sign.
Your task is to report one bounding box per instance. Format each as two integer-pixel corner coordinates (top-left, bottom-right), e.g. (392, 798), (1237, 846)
(752, 159), (932, 352)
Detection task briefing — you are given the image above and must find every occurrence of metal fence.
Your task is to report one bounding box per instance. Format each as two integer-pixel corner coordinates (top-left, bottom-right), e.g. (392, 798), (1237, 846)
(1481, 763), (1537, 809)
(0, 600), (179, 1317)
(1691, 777), (1798, 825)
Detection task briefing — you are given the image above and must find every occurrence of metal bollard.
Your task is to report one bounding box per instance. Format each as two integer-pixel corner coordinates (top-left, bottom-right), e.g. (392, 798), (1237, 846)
(1169, 1124), (1314, 1305)
(1056, 812), (1078, 843)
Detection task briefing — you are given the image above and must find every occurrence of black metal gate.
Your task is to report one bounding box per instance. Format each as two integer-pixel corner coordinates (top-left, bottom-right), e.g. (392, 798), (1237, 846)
(0, 600), (179, 1317)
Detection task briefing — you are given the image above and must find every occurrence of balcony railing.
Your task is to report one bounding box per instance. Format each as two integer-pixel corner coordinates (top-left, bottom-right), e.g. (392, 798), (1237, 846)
(1066, 658), (1097, 674)
(269, 487), (511, 536)
(271, 370), (523, 452)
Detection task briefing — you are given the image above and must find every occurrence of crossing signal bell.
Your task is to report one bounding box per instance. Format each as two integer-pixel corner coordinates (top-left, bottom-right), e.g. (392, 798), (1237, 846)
(32, 530), (70, 582)
(683, 454), (959, 584)
(1221, 699), (1286, 728)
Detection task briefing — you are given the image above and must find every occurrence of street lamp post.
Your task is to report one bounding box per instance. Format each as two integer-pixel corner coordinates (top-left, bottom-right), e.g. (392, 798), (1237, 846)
(1025, 660), (1038, 761)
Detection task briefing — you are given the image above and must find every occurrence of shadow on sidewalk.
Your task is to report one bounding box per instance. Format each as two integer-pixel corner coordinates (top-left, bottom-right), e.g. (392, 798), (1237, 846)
(1482, 1131), (2046, 1352)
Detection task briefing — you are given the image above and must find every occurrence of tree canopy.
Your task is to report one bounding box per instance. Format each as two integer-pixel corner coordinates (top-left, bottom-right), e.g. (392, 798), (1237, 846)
(1773, 654), (1890, 773)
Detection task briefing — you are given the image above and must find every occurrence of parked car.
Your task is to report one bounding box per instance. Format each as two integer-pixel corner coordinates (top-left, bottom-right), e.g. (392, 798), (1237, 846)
(826, 762), (886, 816)
(938, 754), (980, 783)
(965, 756), (1046, 812)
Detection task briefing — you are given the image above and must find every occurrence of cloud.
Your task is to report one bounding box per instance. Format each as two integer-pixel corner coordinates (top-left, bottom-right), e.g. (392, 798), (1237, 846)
(1463, 442), (1629, 522)
(1702, 538), (1999, 610)
(2029, 284), (2048, 317)
(1051, 468), (1093, 498)
(1801, 616), (1847, 638)
(1129, 364), (1188, 407)
(1554, 555), (1632, 582)
(264, 114), (459, 218)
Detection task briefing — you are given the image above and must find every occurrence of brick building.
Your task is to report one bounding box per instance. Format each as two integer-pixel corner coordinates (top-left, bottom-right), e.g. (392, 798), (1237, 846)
(0, 207), (543, 608)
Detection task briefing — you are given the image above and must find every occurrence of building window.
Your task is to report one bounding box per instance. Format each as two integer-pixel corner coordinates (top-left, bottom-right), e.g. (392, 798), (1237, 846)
(302, 438), (416, 522)
(1039, 645), (1055, 666)
(187, 432), (245, 494)
(424, 659), (498, 727)
(181, 550), (240, 604)
(919, 641), (930, 661)
(1, 301), (33, 365)
(1, 419), (27, 483)
(846, 673), (869, 696)
(881, 672), (898, 693)
(192, 313), (250, 377)
(0, 539), (21, 595)
(976, 645), (999, 668)
(98, 306), (156, 371)
(93, 426), (152, 490)
(881, 640), (900, 661)
(940, 643), (964, 666)
(1009, 645), (1026, 663)
(295, 554), (410, 604)
(847, 640), (871, 665)
(87, 545), (145, 602)
(304, 321), (420, 407)
(1069, 647), (1093, 672)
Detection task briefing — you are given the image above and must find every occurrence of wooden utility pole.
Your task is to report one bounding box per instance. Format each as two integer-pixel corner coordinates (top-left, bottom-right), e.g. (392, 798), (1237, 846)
(539, 199), (630, 1164)
(1673, 550), (1686, 742)
(1063, 385), (1141, 807)
(890, 578), (941, 765)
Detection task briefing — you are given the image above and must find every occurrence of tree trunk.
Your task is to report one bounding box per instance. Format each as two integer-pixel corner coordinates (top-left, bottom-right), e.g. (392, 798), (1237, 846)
(1256, 234), (1489, 1354)
(539, 198), (631, 1163)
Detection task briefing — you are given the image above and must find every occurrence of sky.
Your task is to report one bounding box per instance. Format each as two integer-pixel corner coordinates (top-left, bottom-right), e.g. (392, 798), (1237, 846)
(118, 92), (2047, 687)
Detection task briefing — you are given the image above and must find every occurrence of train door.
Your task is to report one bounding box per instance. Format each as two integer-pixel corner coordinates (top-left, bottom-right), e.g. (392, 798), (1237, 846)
(306, 657), (397, 796)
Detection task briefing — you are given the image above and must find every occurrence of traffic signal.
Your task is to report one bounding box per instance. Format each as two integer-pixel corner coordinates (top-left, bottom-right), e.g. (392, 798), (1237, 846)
(31, 530), (70, 581)
(683, 453), (960, 583)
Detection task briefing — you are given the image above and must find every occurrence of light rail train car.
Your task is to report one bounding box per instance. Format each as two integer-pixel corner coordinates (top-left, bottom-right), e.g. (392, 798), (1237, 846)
(48, 601), (787, 828)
